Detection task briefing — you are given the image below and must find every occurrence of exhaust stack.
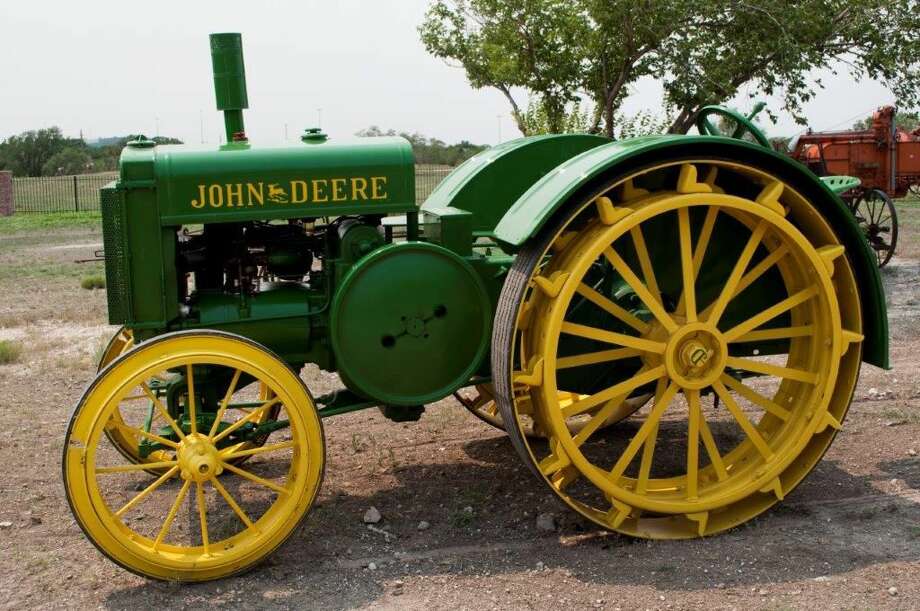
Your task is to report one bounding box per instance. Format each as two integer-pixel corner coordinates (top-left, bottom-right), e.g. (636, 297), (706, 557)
(209, 33), (248, 142)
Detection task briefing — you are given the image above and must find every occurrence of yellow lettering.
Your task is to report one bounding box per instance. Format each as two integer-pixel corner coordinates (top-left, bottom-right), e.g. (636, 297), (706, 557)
(208, 184), (224, 208)
(226, 183), (243, 208)
(312, 179), (329, 203)
(191, 185), (206, 208)
(371, 176), (388, 200)
(331, 178), (348, 202)
(351, 177), (368, 200)
(246, 183), (264, 206)
(290, 180), (309, 204)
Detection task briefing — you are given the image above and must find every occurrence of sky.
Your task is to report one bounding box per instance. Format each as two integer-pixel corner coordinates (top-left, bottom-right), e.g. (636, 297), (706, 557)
(0, 0), (898, 146)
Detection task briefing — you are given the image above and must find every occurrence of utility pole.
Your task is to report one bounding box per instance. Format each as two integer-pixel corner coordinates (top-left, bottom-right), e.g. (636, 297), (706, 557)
(284, 123), (289, 141)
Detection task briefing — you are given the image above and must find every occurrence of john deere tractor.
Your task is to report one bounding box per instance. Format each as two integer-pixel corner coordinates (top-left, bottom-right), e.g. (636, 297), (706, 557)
(63, 33), (887, 581)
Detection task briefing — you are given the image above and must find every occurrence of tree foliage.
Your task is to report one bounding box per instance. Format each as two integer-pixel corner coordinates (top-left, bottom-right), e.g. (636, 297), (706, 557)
(0, 130), (185, 176)
(356, 126), (488, 165)
(41, 147), (93, 176)
(852, 109), (920, 132)
(0, 127), (79, 177)
(420, 0), (920, 137)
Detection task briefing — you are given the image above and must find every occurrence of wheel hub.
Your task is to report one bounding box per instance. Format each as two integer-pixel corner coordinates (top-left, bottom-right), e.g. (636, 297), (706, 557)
(665, 323), (727, 390)
(177, 433), (223, 482)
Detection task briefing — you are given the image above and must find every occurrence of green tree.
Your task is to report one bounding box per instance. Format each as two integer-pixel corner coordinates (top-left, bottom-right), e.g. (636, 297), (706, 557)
(0, 127), (79, 176)
(852, 109), (920, 132)
(356, 127), (488, 165)
(41, 147), (93, 176)
(420, 0), (920, 137)
(419, 0), (589, 135)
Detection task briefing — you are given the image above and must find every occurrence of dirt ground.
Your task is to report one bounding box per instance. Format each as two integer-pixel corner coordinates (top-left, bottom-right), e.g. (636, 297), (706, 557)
(0, 201), (919, 610)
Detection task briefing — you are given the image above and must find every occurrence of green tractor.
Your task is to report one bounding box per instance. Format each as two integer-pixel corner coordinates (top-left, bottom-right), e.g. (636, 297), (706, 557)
(64, 34), (887, 581)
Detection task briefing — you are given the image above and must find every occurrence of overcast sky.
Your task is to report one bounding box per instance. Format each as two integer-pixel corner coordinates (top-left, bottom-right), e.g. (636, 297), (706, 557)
(0, 0), (897, 145)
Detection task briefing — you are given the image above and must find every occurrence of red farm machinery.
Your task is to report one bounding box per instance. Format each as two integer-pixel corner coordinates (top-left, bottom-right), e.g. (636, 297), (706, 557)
(792, 106), (920, 267)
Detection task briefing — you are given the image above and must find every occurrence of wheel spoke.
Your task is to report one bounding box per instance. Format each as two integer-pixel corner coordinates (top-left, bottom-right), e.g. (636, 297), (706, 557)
(730, 245), (789, 301)
(603, 247), (678, 333)
(221, 440), (295, 460)
(629, 224), (663, 306)
(186, 365), (197, 435)
(112, 422), (180, 449)
(732, 325), (814, 343)
(556, 347), (641, 370)
(221, 461), (290, 495)
(153, 479), (191, 551)
(196, 481), (210, 554)
(677, 206), (719, 315)
(573, 394), (634, 447)
(609, 382), (678, 482)
(686, 389), (702, 499)
(114, 465), (180, 518)
(724, 356), (818, 384)
(212, 397), (281, 443)
(636, 379), (667, 493)
(678, 208), (697, 322)
(561, 365), (665, 418)
(575, 283), (649, 334)
(559, 322), (666, 354)
(210, 476), (258, 532)
(720, 374), (791, 421)
(698, 404), (728, 482)
(95, 460), (176, 474)
(140, 383), (185, 440)
(713, 381), (773, 459)
(208, 369), (243, 438)
(722, 286), (819, 342)
(706, 221), (768, 325)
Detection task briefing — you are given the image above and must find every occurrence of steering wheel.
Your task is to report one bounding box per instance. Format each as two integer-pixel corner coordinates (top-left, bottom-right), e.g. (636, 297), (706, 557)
(695, 102), (771, 149)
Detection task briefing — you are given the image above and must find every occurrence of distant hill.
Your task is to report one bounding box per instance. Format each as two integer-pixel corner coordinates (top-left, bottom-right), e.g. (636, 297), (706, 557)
(87, 137), (125, 148)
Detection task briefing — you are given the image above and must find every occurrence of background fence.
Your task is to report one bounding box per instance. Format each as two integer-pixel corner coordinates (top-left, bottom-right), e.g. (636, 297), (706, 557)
(12, 172), (118, 213)
(10, 166), (454, 214)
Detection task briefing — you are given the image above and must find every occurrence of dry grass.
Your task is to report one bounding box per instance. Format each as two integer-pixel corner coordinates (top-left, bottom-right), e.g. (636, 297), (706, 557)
(80, 275), (106, 290)
(0, 339), (22, 364)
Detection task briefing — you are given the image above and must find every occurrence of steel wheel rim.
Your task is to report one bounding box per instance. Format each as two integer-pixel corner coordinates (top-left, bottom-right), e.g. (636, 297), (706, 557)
(65, 332), (324, 580)
(498, 161), (864, 538)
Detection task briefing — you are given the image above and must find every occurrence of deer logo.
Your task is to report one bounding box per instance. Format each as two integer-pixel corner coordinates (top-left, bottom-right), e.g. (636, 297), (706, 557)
(267, 184), (289, 204)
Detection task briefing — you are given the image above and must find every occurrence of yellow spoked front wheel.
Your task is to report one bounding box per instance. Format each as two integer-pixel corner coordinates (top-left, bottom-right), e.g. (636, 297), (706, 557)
(493, 161), (864, 538)
(65, 331), (325, 581)
(454, 383), (650, 437)
(98, 327), (281, 473)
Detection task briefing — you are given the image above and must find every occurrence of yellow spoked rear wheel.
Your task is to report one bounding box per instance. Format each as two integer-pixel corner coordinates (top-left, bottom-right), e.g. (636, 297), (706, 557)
(493, 161), (864, 538)
(65, 331), (325, 581)
(98, 327), (281, 473)
(455, 383), (650, 437)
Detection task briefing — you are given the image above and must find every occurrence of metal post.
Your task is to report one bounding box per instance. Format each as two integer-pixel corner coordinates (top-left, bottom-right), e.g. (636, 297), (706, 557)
(0, 171), (12, 217)
(73, 175), (80, 212)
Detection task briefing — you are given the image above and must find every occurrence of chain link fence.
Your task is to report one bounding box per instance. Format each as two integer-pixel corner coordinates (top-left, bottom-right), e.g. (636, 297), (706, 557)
(9, 166), (454, 214)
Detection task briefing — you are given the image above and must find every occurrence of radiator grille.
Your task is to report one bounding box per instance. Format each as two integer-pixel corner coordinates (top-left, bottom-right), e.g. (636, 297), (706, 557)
(100, 184), (130, 324)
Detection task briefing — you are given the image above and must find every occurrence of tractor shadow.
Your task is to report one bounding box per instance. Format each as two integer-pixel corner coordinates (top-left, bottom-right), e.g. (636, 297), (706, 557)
(103, 422), (920, 610)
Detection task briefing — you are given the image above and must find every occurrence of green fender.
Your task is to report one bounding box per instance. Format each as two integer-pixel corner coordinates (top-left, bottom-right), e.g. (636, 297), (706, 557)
(421, 133), (610, 235)
(492, 135), (889, 369)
